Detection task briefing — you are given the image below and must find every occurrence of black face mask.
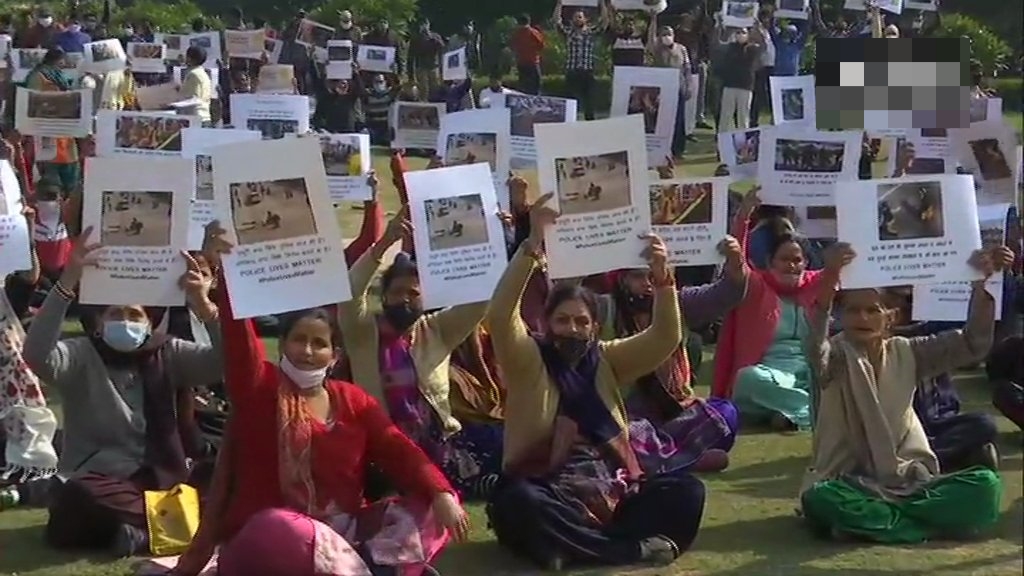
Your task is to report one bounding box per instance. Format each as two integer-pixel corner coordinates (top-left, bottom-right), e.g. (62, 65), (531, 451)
(550, 335), (593, 365)
(383, 303), (422, 332)
(623, 291), (653, 312)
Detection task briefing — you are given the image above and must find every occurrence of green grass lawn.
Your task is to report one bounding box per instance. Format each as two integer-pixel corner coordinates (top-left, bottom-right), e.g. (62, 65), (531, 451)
(1, 120), (1021, 575)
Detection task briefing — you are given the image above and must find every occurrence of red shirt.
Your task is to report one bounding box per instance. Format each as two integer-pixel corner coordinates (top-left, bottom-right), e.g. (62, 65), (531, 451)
(217, 304), (452, 540)
(510, 26), (545, 65)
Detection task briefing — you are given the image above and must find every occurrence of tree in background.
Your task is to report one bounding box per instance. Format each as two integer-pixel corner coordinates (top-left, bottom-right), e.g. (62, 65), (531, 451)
(934, 14), (1012, 77)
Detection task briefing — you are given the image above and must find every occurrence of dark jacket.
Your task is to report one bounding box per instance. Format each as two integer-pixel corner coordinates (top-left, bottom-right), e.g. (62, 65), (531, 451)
(408, 31), (445, 72)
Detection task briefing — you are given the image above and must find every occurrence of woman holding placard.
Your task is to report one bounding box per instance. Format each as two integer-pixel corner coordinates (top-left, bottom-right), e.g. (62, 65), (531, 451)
(800, 243), (1012, 543)
(485, 194), (703, 569)
(172, 223), (467, 576)
(713, 190), (824, 432)
(22, 229), (223, 555)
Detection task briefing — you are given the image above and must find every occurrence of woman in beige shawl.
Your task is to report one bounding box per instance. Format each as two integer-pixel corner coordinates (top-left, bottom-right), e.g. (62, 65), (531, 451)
(800, 243), (1013, 544)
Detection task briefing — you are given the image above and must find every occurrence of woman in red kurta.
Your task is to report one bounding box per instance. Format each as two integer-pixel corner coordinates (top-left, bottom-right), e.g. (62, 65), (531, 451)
(171, 227), (469, 576)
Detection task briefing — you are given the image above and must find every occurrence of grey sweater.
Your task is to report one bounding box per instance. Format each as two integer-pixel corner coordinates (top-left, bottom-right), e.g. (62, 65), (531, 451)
(23, 291), (223, 480)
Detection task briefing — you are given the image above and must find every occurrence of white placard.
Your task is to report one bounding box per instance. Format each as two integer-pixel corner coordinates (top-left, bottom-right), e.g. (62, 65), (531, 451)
(437, 108), (512, 209)
(0, 35), (11, 69)
(770, 75), (815, 128)
(912, 203), (1012, 322)
(12, 48), (47, 82)
(612, 0), (667, 11)
(796, 206), (838, 239)
(837, 174), (982, 289)
(213, 137), (351, 319)
(83, 39), (127, 74)
(127, 42), (166, 74)
(356, 44), (397, 74)
(611, 66), (681, 168)
(758, 127), (861, 206)
(188, 32), (222, 69)
(256, 64), (295, 94)
(155, 33), (186, 61)
(0, 161), (31, 276)
(390, 102), (446, 150)
(96, 110), (199, 158)
(722, 1), (758, 27)
(264, 38), (284, 64)
(844, 0), (903, 14)
(225, 29), (265, 59)
(229, 93), (310, 139)
(886, 134), (957, 177)
(15, 87), (93, 138)
(326, 40), (354, 80)
(493, 93), (578, 169)
(651, 177), (729, 266)
(442, 47), (467, 81)
(536, 115), (652, 279)
(952, 121), (1018, 207)
(405, 164), (507, 309)
(969, 97), (1002, 125)
(79, 156), (192, 306)
(181, 127), (263, 249)
(775, 0), (810, 20)
(315, 133), (372, 203)
(717, 127), (763, 180)
(135, 83), (182, 111)
(904, 0), (937, 10)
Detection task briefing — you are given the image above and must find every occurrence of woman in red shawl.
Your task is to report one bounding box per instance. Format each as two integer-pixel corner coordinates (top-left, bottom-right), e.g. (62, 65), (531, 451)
(172, 224), (469, 576)
(712, 190), (827, 431)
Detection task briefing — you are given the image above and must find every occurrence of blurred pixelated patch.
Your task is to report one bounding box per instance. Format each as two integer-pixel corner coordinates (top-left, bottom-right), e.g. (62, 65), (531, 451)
(814, 37), (969, 130)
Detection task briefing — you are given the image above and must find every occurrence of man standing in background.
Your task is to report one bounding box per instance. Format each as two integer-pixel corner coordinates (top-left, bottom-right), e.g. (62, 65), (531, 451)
(334, 9), (363, 43)
(447, 21), (482, 73)
(749, 4), (775, 127)
(511, 14), (545, 95)
(408, 19), (445, 101)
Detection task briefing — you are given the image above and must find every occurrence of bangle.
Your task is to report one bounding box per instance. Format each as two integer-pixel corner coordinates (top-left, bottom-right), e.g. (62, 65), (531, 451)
(53, 280), (76, 301)
(521, 240), (544, 262)
(652, 270), (675, 288)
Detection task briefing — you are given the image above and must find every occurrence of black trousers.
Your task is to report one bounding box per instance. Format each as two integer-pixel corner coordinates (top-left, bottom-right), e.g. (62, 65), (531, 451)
(486, 471), (705, 568)
(517, 63), (542, 95)
(565, 69), (597, 120)
(750, 66), (773, 127)
(923, 413), (998, 471)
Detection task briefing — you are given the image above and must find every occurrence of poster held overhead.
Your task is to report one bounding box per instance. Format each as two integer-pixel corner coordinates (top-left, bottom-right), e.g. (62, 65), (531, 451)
(437, 108), (512, 209)
(326, 40), (354, 80)
(836, 174), (983, 289)
(356, 44), (396, 74)
(313, 133), (372, 203)
(492, 93), (577, 169)
(79, 156), (192, 306)
(951, 120), (1019, 207)
(757, 127), (861, 206)
(390, 102), (446, 150)
(610, 66), (681, 168)
(442, 47), (468, 81)
(15, 88), (93, 138)
(535, 115), (652, 279)
(229, 93), (310, 140)
(0, 161), (31, 276)
(83, 39), (128, 74)
(717, 127), (764, 180)
(95, 111), (199, 157)
(650, 177), (729, 266)
(770, 75), (816, 128)
(127, 42), (167, 73)
(405, 164), (508, 310)
(775, 0), (810, 20)
(224, 30), (266, 60)
(212, 137), (351, 319)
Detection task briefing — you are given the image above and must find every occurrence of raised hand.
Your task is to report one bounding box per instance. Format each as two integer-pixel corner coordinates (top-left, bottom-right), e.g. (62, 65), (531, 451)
(640, 233), (670, 285)
(823, 242), (857, 273)
(180, 251), (215, 306)
(507, 172), (529, 214)
(526, 192), (558, 246)
(970, 245), (1015, 279)
(656, 156), (675, 179)
(58, 227), (103, 288)
(201, 220), (234, 269)
(365, 170), (379, 202)
(426, 155), (445, 169)
(383, 205), (411, 245)
(738, 187), (762, 218)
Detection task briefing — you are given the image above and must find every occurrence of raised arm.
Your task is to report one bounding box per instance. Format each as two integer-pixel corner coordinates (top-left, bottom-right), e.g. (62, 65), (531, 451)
(910, 249), (1009, 383)
(602, 235), (683, 384)
(677, 236), (748, 328)
(168, 252), (224, 390)
(805, 243), (853, 389)
(343, 177), (383, 266)
(339, 208), (406, 329)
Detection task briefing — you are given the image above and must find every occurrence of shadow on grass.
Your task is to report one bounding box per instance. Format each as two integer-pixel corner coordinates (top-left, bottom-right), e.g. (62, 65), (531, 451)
(0, 522), (124, 575)
(714, 455), (809, 500)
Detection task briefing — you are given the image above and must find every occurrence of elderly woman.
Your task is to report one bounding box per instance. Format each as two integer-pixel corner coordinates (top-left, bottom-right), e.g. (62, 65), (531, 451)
(800, 243), (1011, 543)
(713, 194), (825, 431)
(22, 229), (222, 556)
(485, 194), (704, 570)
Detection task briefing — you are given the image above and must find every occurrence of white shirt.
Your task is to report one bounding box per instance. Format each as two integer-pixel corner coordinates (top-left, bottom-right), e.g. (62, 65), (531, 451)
(180, 66), (213, 122)
(478, 86), (514, 108)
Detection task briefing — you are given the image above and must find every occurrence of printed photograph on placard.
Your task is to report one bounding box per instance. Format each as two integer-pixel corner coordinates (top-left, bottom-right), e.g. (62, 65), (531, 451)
(726, 1), (757, 19)
(297, 20), (333, 47)
(115, 115), (190, 152)
(320, 136), (361, 177)
(555, 151), (631, 216)
(91, 41), (120, 62)
(328, 44), (352, 61)
(968, 138), (1012, 180)
(131, 44), (163, 59)
(246, 118), (300, 140)
(18, 49), (45, 69)
(229, 177), (318, 245)
(425, 193), (490, 251)
(507, 94), (567, 137)
(397, 104), (441, 130)
(779, 0), (805, 9)
(980, 225), (1002, 248)
(920, 128), (946, 138)
(907, 157), (946, 175)
(444, 133), (497, 170)
(627, 86), (660, 134)
(195, 155), (213, 200)
(27, 91), (82, 119)
(781, 88), (804, 120)
(650, 181), (712, 225)
(876, 181), (945, 241)
(100, 191), (173, 247)
(365, 48), (388, 62)
(807, 206), (837, 219)
(733, 130), (759, 166)
(165, 35), (182, 50)
(189, 35), (212, 49)
(774, 138), (845, 173)
(446, 52), (461, 69)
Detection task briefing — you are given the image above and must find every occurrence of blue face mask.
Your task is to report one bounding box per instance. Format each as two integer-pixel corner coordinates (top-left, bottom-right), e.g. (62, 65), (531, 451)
(102, 320), (151, 352)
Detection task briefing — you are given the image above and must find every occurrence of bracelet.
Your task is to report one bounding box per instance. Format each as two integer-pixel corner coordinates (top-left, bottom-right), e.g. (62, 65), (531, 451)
(521, 239), (544, 262)
(53, 280), (76, 301)
(652, 270), (675, 288)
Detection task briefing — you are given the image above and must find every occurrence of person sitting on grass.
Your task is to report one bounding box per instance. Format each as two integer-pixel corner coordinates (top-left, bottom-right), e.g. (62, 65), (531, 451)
(485, 194), (704, 570)
(800, 243), (1013, 544)
(22, 229), (223, 556)
(171, 222), (467, 576)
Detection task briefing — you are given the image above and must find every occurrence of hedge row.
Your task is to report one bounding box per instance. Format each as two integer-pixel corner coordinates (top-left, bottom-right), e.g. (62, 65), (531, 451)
(471, 75), (1024, 115)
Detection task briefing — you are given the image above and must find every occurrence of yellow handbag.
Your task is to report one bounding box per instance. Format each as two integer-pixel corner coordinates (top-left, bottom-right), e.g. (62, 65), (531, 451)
(143, 483), (201, 556)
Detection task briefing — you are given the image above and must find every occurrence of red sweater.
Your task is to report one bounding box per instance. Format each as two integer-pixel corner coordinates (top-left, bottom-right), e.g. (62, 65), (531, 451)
(217, 300), (453, 540)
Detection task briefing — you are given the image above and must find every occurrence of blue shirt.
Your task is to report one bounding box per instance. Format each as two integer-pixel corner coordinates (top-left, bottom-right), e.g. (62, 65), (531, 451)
(771, 22), (808, 76)
(54, 29), (91, 53)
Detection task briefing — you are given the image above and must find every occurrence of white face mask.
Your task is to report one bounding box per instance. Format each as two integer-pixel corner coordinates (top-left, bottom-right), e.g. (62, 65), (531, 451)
(660, 36), (674, 46)
(340, 20), (353, 30)
(38, 17), (53, 27)
(279, 354), (328, 390)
